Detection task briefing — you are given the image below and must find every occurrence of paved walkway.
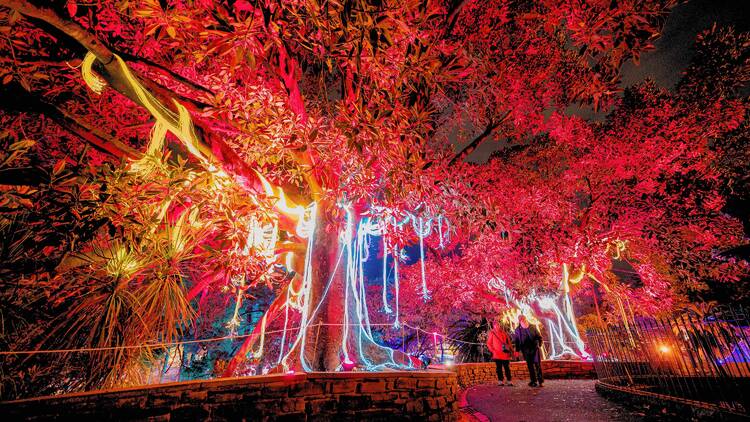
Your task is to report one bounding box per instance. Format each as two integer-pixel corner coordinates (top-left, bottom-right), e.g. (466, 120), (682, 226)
(465, 380), (645, 422)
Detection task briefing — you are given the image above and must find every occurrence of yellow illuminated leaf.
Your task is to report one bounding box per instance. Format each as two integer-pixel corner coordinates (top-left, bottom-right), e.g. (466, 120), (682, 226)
(53, 160), (66, 175)
(10, 139), (35, 150)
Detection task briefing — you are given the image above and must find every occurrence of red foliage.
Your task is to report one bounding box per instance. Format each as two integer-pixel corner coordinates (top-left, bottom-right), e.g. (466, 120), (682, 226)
(0, 0), (748, 384)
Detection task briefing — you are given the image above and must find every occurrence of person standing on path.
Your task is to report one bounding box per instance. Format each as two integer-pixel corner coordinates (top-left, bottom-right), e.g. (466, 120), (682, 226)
(513, 315), (544, 387)
(486, 319), (514, 386)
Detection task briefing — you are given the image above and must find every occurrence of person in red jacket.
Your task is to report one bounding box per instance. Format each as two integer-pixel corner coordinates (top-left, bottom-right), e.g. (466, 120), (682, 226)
(486, 320), (514, 386)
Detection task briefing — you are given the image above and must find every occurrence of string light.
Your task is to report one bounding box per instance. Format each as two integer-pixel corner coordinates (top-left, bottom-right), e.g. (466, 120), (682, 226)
(253, 313), (268, 358)
(341, 205), (354, 364)
(281, 203), (318, 372)
(344, 214), (404, 370)
(381, 233), (392, 314)
(225, 276), (244, 335)
(393, 244), (401, 329)
(490, 272), (590, 360)
(81, 52), (107, 94)
(418, 217), (431, 301)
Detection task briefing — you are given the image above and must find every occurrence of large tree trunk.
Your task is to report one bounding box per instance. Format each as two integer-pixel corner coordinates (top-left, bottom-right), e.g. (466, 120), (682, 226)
(4, 0), (376, 374)
(304, 205), (345, 371)
(222, 205), (347, 373)
(302, 207), (396, 370)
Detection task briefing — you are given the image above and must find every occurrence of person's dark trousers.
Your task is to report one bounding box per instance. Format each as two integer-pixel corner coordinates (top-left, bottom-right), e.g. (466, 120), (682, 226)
(493, 359), (511, 382)
(524, 354), (544, 385)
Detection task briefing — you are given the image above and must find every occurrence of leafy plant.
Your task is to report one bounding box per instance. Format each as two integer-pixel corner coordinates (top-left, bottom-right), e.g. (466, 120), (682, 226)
(450, 316), (491, 363)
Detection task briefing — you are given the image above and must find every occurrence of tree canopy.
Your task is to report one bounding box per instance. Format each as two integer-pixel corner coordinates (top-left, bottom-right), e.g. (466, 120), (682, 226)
(0, 0), (748, 398)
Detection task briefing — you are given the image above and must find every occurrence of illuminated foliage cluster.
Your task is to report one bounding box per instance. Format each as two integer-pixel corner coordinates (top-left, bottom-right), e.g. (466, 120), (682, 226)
(400, 25), (750, 327)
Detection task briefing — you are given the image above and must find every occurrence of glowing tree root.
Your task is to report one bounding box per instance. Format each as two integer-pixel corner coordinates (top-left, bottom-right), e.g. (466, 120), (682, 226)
(223, 290), (288, 377)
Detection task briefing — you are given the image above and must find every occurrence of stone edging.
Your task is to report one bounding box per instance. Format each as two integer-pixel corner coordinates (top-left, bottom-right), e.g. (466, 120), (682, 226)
(457, 386), (491, 422)
(594, 380), (749, 420)
(1, 371), (460, 421)
(449, 360), (596, 388)
(0, 361), (598, 421)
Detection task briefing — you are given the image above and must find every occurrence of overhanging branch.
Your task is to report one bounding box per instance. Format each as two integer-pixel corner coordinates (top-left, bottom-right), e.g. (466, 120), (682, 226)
(115, 50), (214, 97)
(0, 82), (139, 159)
(0, 167), (46, 185)
(1, 0), (297, 199)
(448, 111), (510, 166)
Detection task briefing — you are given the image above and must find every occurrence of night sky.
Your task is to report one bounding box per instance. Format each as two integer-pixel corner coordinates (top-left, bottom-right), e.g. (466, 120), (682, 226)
(468, 0), (750, 161)
(620, 0), (750, 89)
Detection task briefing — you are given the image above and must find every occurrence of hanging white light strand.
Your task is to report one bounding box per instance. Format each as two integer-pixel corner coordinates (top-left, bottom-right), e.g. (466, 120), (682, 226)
(393, 245), (400, 329)
(277, 202), (318, 370)
(418, 217), (431, 301)
(382, 232), (392, 313)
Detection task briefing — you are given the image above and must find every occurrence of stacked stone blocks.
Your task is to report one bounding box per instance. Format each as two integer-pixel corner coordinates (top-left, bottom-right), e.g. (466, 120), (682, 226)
(1, 361), (595, 420)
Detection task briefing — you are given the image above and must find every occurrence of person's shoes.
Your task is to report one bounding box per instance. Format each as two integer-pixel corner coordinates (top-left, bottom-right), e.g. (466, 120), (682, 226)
(528, 382), (537, 387)
(535, 383), (543, 388)
(498, 381), (504, 386)
(506, 381), (513, 386)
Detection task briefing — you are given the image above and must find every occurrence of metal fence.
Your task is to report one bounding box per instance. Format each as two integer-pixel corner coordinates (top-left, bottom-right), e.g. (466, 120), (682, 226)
(586, 305), (750, 415)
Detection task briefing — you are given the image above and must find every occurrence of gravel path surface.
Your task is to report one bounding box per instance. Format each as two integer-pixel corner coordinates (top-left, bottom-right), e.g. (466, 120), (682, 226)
(465, 380), (647, 422)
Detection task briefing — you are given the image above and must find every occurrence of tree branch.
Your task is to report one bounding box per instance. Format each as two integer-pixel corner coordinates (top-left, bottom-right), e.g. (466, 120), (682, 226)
(448, 111), (510, 166)
(0, 167), (46, 185)
(2, 0), (289, 198)
(584, 175), (601, 205)
(55, 106), (140, 159)
(0, 82), (139, 158)
(115, 50), (214, 97)
(445, 0), (468, 35)
(136, 72), (213, 111)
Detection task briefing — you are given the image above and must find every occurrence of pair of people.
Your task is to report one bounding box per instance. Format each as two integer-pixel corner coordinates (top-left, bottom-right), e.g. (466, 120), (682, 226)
(486, 315), (544, 387)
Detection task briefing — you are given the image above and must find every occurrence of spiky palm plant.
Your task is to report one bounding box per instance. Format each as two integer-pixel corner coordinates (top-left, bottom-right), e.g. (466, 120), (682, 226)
(2, 141), (273, 397)
(43, 241), (145, 388)
(450, 316), (492, 363)
(136, 212), (199, 353)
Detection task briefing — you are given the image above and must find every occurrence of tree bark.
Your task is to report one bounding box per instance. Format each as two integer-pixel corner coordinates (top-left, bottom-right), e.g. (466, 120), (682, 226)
(115, 50), (214, 97)
(306, 207), (345, 370)
(219, 205), (347, 373)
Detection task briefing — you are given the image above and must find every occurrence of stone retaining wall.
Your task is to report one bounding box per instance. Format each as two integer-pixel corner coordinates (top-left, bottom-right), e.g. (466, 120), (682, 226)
(1, 361), (595, 420)
(1, 371), (459, 421)
(451, 360), (596, 388)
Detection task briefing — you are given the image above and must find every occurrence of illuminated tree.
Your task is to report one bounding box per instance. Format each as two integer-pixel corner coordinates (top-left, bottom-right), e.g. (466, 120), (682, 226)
(1, 0), (746, 395)
(400, 25), (749, 337)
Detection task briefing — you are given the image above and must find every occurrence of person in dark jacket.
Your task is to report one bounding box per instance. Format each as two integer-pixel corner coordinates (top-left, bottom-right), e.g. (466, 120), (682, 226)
(486, 320), (514, 386)
(513, 315), (544, 387)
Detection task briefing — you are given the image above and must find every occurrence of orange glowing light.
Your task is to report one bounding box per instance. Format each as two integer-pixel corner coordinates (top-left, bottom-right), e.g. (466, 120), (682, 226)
(658, 344), (671, 354)
(253, 170), (312, 237)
